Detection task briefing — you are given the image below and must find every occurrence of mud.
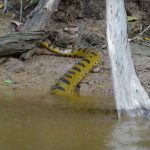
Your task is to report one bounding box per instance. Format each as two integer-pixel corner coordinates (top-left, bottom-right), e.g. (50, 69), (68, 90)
(0, 0), (149, 96)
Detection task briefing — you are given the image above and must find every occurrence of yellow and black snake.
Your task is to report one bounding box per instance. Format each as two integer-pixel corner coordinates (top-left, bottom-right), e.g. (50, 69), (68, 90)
(40, 41), (101, 95)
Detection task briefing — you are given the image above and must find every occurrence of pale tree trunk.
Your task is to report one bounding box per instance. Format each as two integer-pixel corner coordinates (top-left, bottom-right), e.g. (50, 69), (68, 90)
(22, 0), (61, 31)
(106, 0), (150, 117)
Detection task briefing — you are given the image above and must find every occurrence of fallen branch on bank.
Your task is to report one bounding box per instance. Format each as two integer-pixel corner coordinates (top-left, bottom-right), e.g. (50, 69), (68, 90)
(0, 31), (50, 57)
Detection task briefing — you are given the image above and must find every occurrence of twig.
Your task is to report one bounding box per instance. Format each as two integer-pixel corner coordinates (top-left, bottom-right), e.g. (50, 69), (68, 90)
(129, 25), (150, 42)
(75, 22), (86, 48)
(0, 57), (9, 65)
(3, 0), (7, 12)
(20, 0), (23, 22)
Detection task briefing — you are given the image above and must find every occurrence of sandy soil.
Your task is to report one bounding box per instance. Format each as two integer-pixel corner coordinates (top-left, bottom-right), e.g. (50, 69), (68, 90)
(0, 0), (149, 96)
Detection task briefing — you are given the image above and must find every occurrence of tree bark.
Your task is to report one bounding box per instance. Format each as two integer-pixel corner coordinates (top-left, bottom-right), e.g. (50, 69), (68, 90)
(22, 0), (61, 31)
(0, 31), (49, 57)
(106, 0), (150, 117)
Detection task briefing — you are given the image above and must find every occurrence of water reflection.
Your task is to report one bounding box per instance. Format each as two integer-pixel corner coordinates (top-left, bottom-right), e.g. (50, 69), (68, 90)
(108, 119), (150, 150)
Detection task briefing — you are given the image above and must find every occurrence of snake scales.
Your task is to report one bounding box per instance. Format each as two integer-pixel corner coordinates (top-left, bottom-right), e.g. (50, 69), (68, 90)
(40, 41), (101, 95)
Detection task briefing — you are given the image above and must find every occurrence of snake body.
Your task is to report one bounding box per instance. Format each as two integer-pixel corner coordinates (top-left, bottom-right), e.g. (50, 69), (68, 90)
(40, 41), (101, 95)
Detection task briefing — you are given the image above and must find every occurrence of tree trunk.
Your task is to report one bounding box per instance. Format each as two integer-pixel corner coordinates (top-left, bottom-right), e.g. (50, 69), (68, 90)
(22, 0), (61, 31)
(106, 0), (150, 117)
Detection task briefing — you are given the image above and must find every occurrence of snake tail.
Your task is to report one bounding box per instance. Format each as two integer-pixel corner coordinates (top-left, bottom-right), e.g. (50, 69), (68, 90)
(40, 41), (101, 95)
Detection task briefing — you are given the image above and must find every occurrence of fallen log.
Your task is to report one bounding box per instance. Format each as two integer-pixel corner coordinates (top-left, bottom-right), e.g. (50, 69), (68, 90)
(0, 31), (50, 57)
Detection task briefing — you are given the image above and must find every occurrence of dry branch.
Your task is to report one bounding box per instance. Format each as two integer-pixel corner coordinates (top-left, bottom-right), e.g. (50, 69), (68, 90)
(22, 0), (61, 31)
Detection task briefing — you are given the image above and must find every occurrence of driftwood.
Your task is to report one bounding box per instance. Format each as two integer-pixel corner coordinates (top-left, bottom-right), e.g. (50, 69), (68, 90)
(22, 0), (61, 31)
(0, 31), (50, 57)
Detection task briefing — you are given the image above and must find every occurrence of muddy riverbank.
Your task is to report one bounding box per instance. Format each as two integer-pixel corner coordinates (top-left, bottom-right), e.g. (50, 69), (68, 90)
(0, 43), (149, 96)
(0, 0), (149, 96)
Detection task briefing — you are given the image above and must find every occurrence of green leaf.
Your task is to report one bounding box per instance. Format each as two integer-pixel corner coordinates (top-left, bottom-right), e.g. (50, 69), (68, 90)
(127, 16), (138, 22)
(4, 80), (13, 84)
(0, 3), (4, 9)
(29, 0), (39, 5)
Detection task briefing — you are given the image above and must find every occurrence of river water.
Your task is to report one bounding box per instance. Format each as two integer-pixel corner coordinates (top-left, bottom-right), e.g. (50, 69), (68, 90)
(0, 90), (150, 150)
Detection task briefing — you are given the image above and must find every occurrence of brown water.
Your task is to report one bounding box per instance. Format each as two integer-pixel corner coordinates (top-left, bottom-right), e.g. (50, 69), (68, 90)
(0, 90), (150, 150)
